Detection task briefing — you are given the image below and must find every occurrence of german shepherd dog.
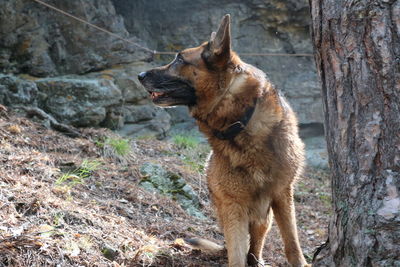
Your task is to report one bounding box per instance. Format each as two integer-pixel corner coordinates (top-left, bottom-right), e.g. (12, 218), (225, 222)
(138, 15), (309, 267)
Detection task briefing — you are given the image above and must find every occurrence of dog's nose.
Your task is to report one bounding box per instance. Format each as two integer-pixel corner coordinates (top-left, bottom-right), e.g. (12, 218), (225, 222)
(138, 71), (147, 81)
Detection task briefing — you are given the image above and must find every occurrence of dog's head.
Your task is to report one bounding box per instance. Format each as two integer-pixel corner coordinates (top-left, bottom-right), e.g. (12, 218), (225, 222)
(138, 14), (238, 107)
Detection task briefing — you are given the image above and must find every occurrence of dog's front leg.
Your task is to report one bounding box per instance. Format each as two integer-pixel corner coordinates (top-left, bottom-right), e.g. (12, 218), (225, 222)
(218, 201), (249, 267)
(272, 187), (308, 267)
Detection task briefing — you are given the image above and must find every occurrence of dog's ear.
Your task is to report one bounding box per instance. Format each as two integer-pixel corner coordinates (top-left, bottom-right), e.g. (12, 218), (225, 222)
(203, 14), (231, 68)
(210, 14), (231, 55)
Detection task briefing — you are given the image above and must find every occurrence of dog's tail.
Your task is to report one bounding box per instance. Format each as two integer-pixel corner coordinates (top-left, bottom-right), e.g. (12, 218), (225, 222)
(184, 238), (224, 252)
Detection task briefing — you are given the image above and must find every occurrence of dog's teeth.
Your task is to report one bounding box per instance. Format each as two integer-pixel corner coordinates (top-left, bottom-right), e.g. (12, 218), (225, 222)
(151, 92), (163, 98)
(150, 92), (164, 99)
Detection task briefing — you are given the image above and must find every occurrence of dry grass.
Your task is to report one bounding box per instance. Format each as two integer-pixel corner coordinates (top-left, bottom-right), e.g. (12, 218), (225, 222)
(0, 109), (331, 266)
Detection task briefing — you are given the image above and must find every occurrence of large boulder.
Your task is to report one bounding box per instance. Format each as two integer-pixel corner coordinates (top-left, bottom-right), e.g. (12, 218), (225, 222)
(35, 77), (123, 127)
(86, 62), (153, 105)
(119, 104), (171, 138)
(0, 74), (38, 106)
(0, 70), (172, 137)
(139, 162), (205, 219)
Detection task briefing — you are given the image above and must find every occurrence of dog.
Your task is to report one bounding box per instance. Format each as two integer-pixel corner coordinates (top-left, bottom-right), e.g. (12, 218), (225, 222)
(138, 14), (309, 267)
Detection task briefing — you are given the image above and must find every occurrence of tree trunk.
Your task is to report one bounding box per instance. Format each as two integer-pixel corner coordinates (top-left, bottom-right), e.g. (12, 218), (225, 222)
(309, 0), (400, 266)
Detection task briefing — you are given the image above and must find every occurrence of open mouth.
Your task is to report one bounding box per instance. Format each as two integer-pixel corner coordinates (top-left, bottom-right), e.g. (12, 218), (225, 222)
(147, 88), (187, 106)
(140, 73), (196, 106)
(148, 90), (172, 103)
(145, 87), (196, 107)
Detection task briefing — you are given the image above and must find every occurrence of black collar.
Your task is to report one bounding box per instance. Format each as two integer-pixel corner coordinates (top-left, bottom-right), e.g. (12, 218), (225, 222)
(212, 98), (258, 140)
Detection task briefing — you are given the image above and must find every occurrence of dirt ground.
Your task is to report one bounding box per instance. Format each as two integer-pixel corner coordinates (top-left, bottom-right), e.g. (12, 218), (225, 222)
(0, 108), (331, 267)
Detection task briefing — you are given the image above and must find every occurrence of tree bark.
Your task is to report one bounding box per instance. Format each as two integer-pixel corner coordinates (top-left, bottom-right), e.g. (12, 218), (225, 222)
(309, 0), (400, 266)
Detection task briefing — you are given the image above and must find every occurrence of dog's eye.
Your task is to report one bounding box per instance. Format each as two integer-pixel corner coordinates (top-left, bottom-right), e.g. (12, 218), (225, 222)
(175, 54), (185, 65)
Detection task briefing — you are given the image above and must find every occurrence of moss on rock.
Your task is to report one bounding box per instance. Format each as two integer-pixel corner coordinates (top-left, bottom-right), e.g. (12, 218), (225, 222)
(139, 163), (205, 219)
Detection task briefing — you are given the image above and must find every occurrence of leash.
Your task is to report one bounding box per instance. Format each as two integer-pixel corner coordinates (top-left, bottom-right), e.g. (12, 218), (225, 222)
(31, 0), (313, 58)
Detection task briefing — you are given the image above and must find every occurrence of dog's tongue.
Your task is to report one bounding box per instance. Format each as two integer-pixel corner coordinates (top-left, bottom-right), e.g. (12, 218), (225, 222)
(151, 92), (164, 99)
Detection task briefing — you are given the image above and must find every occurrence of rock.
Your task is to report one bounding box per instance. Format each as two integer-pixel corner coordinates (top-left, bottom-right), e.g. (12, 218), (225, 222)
(114, 72), (149, 104)
(0, 74), (38, 106)
(86, 62), (155, 105)
(300, 123), (324, 139)
(118, 106), (171, 139)
(0, 0), (150, 76)
(118, 76), (148, 104)
(123, 105), (160, 123)
(165, 106), (194, 125)
(283, 71), (323, 124)
(303, 136), (329, 170)
(139, 163), (206, 219)
(35, 77), (122, 127)
(101, 106), (125, 130)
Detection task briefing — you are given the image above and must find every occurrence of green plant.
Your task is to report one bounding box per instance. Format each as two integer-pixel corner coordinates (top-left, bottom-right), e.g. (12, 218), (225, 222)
(95, 137), (131, 160)
(171, 133), (210, 173)
(52, 212), (64, 226)
(173, 134), (200, 149)
(94, 139), (105, 148)
(56, 173), (83, 187)
(81, 159), (101, 173)
(318, 192), (332, 207)
(106, 138), (131, 156)
(136, 135), (156, 141)
(56, 159), (101, 188)
(182, 157), (206, 173)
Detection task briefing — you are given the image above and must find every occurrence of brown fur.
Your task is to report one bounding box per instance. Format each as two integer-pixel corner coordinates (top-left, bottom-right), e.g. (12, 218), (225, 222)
(139, 14), (309, 267)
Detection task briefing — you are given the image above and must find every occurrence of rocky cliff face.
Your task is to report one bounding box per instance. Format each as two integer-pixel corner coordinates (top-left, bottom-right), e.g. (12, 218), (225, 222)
(0, 0), (149, 76)
(0, 0), (322, 137)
